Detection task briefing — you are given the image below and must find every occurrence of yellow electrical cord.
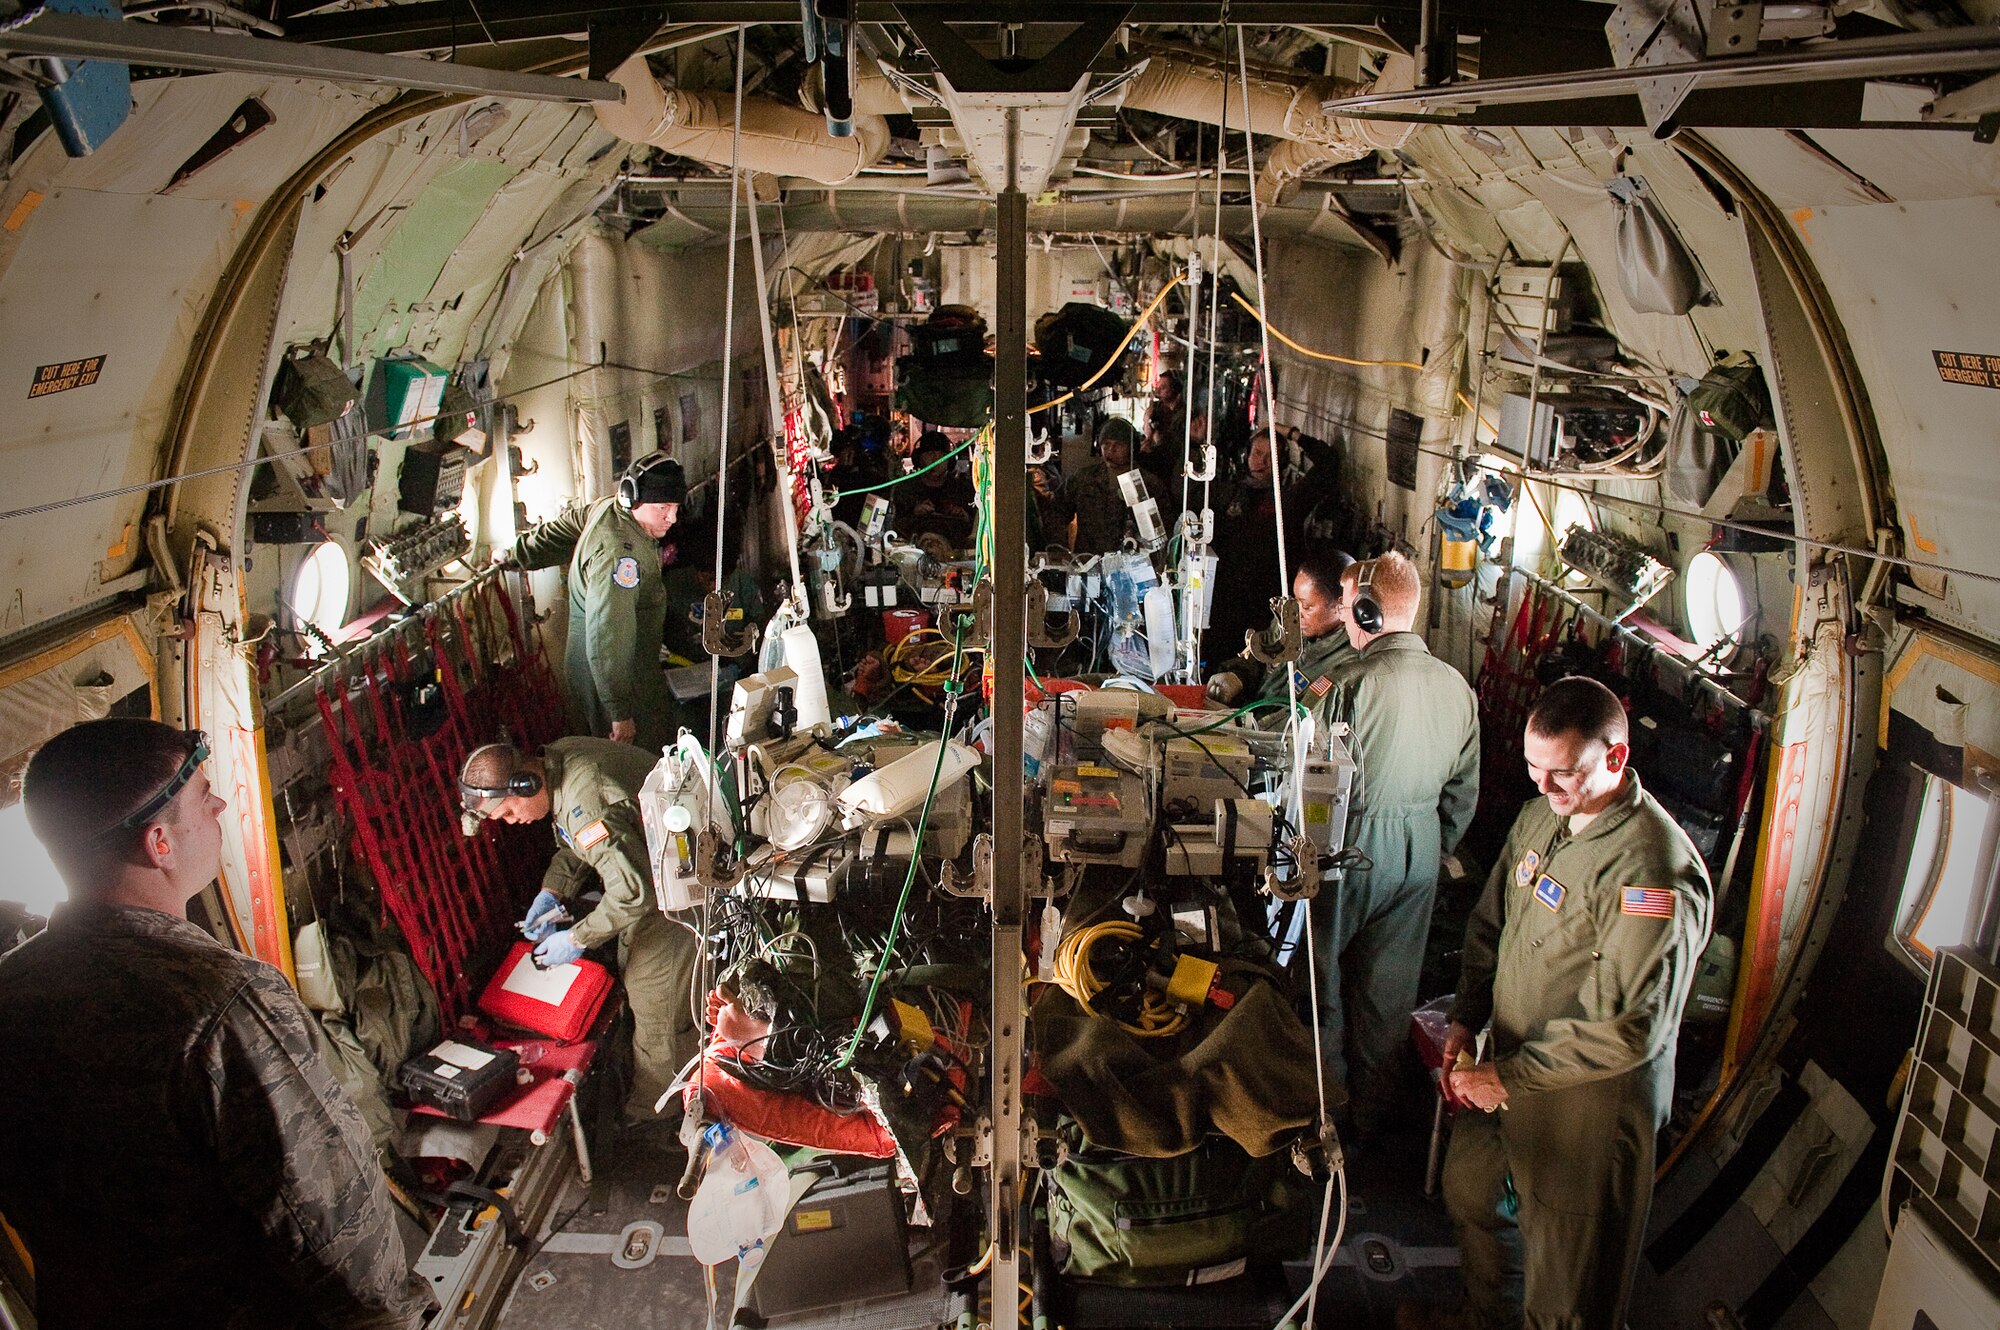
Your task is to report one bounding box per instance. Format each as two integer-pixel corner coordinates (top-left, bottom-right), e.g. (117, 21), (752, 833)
(1047, 921), (1187, 1039)
(1230, 291), (1501, 438)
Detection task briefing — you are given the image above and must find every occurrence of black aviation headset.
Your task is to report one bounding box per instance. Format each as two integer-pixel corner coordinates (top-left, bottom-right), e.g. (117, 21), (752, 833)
(89, 729), (211, 845)
(1349, 559), (1384, 635)
(459, 742), (542, 834)
(617, 452), (685, 510)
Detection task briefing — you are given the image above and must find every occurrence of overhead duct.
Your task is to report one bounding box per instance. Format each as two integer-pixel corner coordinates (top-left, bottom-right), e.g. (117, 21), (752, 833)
(595, 57), (890, 186)
(1120, 52), (1418, 200)
(634, 190), (1378, 247)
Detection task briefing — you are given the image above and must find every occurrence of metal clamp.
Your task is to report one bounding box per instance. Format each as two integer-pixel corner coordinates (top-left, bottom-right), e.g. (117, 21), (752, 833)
(692, 825), (741, 890)
(1243, 595), (1302, 667)
(1265, 852), (1321, 902)
(700, 589), (760, 658)
(951, 577), (995, 647)
(818, 575), (851, 618)
(1176, 506), (1212, 549)
(1026, 429), (1054, 466)
(1024, 578), (1078, 649)
(1184, 443), (1217, 484)
(939, 834), (992, 901)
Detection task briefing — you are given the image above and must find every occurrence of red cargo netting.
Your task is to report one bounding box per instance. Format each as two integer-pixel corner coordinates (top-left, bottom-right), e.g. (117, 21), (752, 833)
(317, 573), (565, 1021)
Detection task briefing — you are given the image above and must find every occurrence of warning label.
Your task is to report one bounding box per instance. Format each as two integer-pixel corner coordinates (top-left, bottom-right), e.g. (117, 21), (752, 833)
(28, 355), (105, 399)
(1934, 350), (2000, 390)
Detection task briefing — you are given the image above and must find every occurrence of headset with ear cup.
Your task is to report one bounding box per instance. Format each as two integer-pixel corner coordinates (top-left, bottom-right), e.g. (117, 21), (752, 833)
(617, 452), (685, 510)
(1349, 559), (1384, 635)
(459, 743), (542, 821)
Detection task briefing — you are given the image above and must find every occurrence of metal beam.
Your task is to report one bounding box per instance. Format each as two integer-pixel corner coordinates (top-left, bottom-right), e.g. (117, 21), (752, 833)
(1, 12), (622, 103)
(987, 118), (1029, 1330)
(281, 2), (1614, 56)
(1318, 24), (2000, 124)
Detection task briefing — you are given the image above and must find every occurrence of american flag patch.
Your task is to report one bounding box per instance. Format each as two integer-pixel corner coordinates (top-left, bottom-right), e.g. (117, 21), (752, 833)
(1621, 887), (1675, 919)
(1309, 674), (1332, 698)
(574, 820), (610, 850)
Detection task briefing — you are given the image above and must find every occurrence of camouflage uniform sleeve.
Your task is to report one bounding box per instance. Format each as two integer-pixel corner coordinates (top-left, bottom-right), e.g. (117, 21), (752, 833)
(194, 969), (432, 1329)
(511, 505), (587, 571)
(567, 801), (657, 949)
(1495, 847), (1712, 1097)
(581, 529), (643, 725)
(1447, 823), (1515, 1034)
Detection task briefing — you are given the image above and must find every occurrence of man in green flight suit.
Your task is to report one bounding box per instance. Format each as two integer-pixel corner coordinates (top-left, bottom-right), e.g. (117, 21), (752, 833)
(458, 737), (698, 1124)
(1205, 545), (1356, 727)
(510, 452), (683, 755)
(1431, 677), (1712, 1330)
(1311, 550), (1480, 1133)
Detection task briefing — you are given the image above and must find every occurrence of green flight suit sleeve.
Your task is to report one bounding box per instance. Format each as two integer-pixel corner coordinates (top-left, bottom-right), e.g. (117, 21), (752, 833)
(541, 845), (593, 903)
(1495, 862), (1707, 1098)
(200, 969), (432, 1328)
(581, 532), (644, 726)
(512, 505), (587, 571)
(566, 801), (656, 950)
(1448, 838), (1512, 1035)
(1439, 711), (1481, 856)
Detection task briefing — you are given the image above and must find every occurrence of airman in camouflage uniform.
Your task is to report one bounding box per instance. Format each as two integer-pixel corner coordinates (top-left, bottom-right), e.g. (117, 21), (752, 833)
(512, 453), (684, 755)
(1439, 678), (1712, 1330)
(462, 737), (696, 1122)
(0, 719), (429, 1329)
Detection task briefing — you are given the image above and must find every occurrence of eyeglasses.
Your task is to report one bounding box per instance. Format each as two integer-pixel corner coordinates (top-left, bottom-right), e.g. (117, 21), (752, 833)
(92, 730), (210, 843)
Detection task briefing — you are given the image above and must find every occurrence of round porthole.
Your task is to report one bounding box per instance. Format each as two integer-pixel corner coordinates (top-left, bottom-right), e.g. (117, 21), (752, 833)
(291, 540), (351, 649)
(1683, 550), (1749, 658)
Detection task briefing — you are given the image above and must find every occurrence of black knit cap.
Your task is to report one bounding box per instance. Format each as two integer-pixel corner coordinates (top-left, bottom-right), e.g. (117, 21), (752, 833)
(624, 453), (686, 506)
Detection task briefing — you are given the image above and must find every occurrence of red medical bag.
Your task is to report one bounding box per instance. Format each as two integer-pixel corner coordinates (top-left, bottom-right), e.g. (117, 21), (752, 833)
(476, 941), (614, 1043)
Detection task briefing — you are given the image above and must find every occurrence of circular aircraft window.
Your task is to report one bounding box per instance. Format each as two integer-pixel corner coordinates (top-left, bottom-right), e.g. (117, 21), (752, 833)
(291, 540), (351, 648)
(1684, 550), (1748, 657)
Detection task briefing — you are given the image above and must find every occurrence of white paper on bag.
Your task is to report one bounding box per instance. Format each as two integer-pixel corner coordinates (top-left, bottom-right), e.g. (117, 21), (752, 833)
(500, 951), (581, 1005)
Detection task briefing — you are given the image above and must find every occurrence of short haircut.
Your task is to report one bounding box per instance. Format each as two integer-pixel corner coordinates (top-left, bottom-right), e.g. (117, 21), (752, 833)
(1097, 417), (1137, 451)
(1528, 676), (1629, 748)
(461, 742), (528, 792)
(1346, 550), (1421, 630)
(22, 719), (201, 867)
(1295, 547), (1355, 603)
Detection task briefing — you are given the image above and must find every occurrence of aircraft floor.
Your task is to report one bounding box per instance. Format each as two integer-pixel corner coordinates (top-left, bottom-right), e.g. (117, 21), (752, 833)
(488, 1113), (1467, 1330)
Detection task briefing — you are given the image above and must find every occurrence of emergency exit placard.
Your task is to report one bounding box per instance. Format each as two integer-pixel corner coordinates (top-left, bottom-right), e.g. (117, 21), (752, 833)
(1933, 350), (2000, 390)
(28, 354), (105, 398)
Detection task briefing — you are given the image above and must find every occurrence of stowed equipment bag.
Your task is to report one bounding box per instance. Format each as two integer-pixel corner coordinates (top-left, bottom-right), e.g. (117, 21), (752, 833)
(1034, 301), (1133, 389)
(1046, 1126), (1310, 1286)
(898, 305), (994, 428)
(1667, 356), (1773, 505)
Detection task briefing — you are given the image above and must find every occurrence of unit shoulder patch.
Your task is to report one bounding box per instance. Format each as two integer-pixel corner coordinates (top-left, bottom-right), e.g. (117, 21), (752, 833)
(611, 556), (641, 589)
(1514, 848), (1541, 888)
(1620, 886), (1675, 919)
(574, 820), (610, 850)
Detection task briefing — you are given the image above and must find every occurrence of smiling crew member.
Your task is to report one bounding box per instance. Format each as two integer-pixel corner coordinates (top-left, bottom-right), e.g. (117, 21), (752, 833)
(459, 737), (697, 1124)
(1205, 545), (1356, 723)
(1311, 551), (1480, 1134)
(0, 720), (430, 1329)
(1435, 677), (1712, 1330)
(510, 451), (683, 753)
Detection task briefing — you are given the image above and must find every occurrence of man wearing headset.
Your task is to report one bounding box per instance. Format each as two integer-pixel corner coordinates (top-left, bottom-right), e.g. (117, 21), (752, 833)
(509, 451), (684, 754)
(458, 737), (695, 1125)
(1310, 551), (1481, 1136)
(0, 720), (430, 1328)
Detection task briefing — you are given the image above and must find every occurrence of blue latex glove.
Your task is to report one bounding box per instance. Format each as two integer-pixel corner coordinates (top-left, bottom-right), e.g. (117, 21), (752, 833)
(532, 929), (585, 969)
(520, 889), (567, 942)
